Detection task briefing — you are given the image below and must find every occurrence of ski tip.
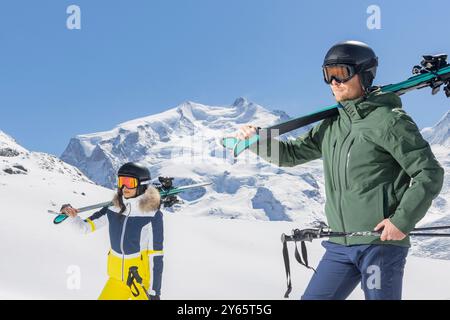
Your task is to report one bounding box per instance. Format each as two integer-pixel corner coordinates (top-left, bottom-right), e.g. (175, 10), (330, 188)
(221, 136), (239, 149)
(221, 135), (260, 158)
(233, 147), (240, 158)
(53, 214), (68, 225)
(232, 134), (260, 158)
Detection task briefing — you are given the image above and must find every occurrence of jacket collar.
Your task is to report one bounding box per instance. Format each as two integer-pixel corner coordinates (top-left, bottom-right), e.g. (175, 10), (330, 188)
(122, 194), (143, 207)
(339, 95), (374, 121)
(112, 186), (161, 214)
(338, 88), (403, 121)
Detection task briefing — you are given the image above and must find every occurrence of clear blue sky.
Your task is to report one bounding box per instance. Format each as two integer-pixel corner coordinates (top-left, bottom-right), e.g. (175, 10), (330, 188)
(1, 0), (449, 155)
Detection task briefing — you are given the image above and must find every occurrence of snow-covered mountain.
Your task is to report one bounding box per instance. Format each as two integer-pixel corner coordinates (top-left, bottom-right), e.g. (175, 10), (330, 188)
(1, 130), (92, 185)
(422, 111), (450, 147)
(61, 98), (304, 188)
(61, 98), (322, 224)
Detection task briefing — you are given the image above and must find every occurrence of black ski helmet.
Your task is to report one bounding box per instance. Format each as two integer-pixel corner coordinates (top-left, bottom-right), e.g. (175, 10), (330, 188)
(323, 40), (378, 91)
(117, 162), (151, 197)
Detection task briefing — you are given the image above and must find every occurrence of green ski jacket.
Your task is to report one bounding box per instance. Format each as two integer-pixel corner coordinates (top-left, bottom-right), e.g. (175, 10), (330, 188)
(251, 90), (444, 246)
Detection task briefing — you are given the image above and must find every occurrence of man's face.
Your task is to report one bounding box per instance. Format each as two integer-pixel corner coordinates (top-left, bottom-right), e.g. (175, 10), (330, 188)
(330, 74), (365, 102)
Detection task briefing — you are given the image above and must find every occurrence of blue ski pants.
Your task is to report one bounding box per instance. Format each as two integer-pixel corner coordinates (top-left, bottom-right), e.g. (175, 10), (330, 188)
(301, 241), (409, 300)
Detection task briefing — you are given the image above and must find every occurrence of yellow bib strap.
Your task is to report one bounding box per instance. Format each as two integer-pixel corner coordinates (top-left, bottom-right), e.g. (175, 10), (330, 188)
(144, 250), (164, 256)
(86, 218), (96, 232)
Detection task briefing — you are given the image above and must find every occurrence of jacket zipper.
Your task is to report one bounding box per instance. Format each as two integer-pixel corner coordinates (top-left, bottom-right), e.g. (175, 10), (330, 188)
(344, 139), (355, 190)
(330, 141), (337, 191)
(336, 125), (352, 245)
(120, 204), (132, 281)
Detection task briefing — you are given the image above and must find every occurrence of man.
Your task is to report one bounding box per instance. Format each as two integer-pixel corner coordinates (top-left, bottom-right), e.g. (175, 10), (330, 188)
(236, 41), (444, 300)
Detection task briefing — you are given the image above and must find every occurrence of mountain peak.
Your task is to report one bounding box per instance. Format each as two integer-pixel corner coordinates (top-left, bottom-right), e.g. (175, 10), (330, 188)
(0, 130), (18, 146)
(422, 110), (450, 147)
(232, 97), (250, 107)
(60, 98), (298, 188)
(439, 110), (450, 122)
(0, 130), (28, 155)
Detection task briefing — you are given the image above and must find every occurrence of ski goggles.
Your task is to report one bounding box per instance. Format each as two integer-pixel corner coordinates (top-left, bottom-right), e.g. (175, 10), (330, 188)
(322, 64), (357, 84)
(118, 176), (139, 189)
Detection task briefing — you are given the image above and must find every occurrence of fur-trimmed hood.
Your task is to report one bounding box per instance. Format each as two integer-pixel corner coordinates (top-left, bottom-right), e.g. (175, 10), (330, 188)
(112, 186), (161, 213)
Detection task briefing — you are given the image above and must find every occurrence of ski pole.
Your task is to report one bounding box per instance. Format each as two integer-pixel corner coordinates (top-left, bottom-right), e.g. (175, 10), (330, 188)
(408, 232), (450, 237)
(282, 225), (450, 242)
(411, 225), (450, 231)
(281, 226), (450, 298)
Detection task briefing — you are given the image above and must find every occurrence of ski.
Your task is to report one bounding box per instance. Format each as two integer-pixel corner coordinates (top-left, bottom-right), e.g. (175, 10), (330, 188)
(158, 182), (212, 197)
(50, 180), (212, 225)
(222, 54), (450, 158)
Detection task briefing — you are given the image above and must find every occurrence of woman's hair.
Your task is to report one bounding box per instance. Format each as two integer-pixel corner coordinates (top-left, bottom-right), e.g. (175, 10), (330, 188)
(117, 187), (127, 214)
(116, 185), (149, 214)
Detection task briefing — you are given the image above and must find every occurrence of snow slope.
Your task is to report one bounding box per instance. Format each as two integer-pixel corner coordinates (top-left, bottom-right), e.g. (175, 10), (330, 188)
(2, 176), (450, 300)
(411, 145), (450, 259)
(0, 130), (112, 298)
(422, 111), (450, 147)
(411, 112), (450, 259)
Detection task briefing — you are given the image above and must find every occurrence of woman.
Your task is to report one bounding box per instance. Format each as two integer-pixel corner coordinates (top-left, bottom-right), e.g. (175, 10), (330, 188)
(61, 162), (164, 300)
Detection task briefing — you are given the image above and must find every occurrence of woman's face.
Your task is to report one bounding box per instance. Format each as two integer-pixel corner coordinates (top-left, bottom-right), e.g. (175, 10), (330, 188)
(122, 186), (138, 199)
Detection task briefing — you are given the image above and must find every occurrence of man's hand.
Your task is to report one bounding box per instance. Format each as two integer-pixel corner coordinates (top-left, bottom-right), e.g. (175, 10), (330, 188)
(374, 219), (407, 241)
(235, 125), (258, 140)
